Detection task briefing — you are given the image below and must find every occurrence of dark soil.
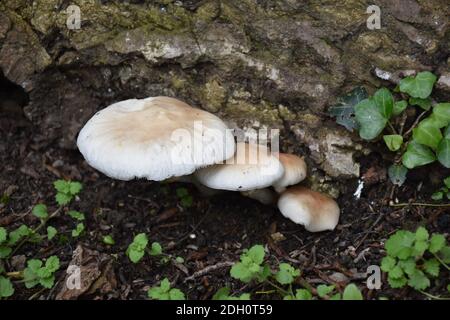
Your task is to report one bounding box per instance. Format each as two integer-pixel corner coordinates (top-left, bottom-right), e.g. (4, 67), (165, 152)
(0, 75), (449, 300)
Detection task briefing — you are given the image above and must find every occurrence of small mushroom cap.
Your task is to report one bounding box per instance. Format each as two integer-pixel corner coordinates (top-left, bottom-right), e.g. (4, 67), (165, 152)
(77, 96), (235, 181)
(277, 186), (340, 232)
(272, 153), (307, 193)
(194, 142), (284, 191)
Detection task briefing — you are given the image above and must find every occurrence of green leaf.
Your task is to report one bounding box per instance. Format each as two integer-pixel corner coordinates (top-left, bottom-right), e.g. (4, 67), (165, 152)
(45, 256), (60, 273)
(423, 259), (440, 277)
(0, 227), (6, 244)
(126, 233), (148, 263)
(415, 227), (429, 241)
(374, 88), (394, 118)
(275, 263), (300, 285)
(388, 275), (407, 288)
(381, 256), (396, 272)
(295, 289), (312, 300)
(437, 139), (450, 168)
(393, 100), (408, 116)
(409, 97), (431, 111)
(47, 226), (57, 240)
(444, 126), (450, 139)
(68, 210), (85, 221)
(0, 276), (14, 298)
(39, 275), (55, 289)
(328, 86), (368, 132)
(169, 288), (186, 300)
(246, 245), (265, 265)
(399, 71), (437, 99)
(355, 99), (388, 140)
(407, 270), (430, 290)
(32, 204), (48, 219)
(8, 225), (30, 246)
(342, 284), (363, 300)
(55, 193), (72, 206)
(431, 191), (443, 200)
(149, 242), (162, 256)
(445, 176), (450, 188)
(412, 122), (443, 150)
(414, 240), (428, 256)
(385, 230), (415, 259)
(71, 223), (85, 237)
(383, 135), (403, 151)
(398, 258), (416, 275)
(230, 262), (253, 283)
(389, 265), (404, 279)
(53, 180), (70, 194)
(0, 246), (12, 259)
(69, 182), (82, 195)
(388, 164), (408, 186)
(402, 142), (436, 169)
(432, 103), (450, 126)
(212, 287), (231, 300)
(317, 284), (335, 298)
(176, 188), (189, 198)
(429, 234), (446, 253)
(439, 246), (450, 264)
(103, 235), (115, 245)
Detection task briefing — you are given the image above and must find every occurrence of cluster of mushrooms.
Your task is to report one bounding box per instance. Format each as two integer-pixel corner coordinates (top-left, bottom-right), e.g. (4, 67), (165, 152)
(77, 96), (340, 232)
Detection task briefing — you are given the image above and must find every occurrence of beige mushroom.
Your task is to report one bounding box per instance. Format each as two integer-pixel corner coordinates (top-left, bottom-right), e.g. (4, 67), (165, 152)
(77, 96), (235, 181)
(277, 186), (340, 232)
(272, 153), (307, 193)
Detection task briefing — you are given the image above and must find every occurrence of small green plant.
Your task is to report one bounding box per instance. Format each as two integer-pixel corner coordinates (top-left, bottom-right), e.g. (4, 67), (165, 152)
(212, 287), (250, 300)
(147, 278), (185, 300)
(381, 226), (450, 294)
(226, 244), (364, 300)
(431, 176), (450, 201)
(23, 256), (60, 289)
(176, 187), (193, 208)
(54, 180), (82, 206)
(103, 235), (115, 245)
(126, 233), (148, 263)
(230, 245), (271, 283)
(330, 72), (450, 187)
(0, 276), (14, 298)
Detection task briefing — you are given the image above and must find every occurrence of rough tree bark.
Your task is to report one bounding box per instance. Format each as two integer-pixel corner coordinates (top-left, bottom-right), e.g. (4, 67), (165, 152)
(0, 0), (449, 194)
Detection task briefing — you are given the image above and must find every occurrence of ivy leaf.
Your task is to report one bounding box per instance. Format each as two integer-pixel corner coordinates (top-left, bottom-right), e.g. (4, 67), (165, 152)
(32, 204), (48, 219)
(328, 86), (367, 132)
(355, 99), (387, 140)
(399, 71), (437, 99)
(383, 135), (403, 151)
(342, 284), (363, 300)
(407, 270), (430, 290)
(412, 122), (443, 150)
(374, 88), (394, 118)
(432, 103), (450, 126)
(393, 100), (408, 116)
(385, 230), (415, 259)
(402, 142), (436, 169)
(388, 164), (408, 186)
(444, 176), (450, 189)
(409, 97), (431, 111)
(437, 139), (450, 168)
(444, 126), (450, 139)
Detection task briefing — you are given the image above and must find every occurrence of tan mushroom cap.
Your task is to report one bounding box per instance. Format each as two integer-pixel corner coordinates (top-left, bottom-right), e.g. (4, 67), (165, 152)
(194, 142), (284, 191)
(77, 96), (235, 181)
(277, 186), (340, 232)
(272, 153), (307, 193)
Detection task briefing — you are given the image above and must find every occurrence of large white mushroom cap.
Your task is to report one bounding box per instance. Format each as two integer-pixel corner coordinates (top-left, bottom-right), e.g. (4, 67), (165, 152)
(77, 96), (235, 181)
(194, 142), (284, 191)
(272, 153), (307, 193)
(277, 186), (340, 232)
